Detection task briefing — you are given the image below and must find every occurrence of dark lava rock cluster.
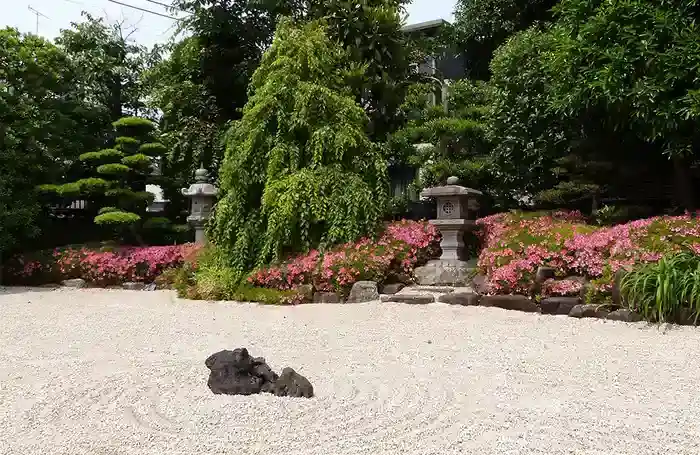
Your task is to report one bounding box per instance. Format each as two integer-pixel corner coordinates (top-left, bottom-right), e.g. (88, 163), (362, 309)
(205, 348), (314, 398)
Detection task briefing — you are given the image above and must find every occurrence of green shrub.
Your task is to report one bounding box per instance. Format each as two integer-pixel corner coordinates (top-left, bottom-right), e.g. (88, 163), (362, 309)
(121, 154), (152, 168)
(97, 163), (131, 176)
(112, 117), (156, 131)
(139, 142), (167, 156)
(58, 178), (110, 196)
(143, 217), (172, 230)
(620, 252), (700, 324)
(230, 285), (303, 305)
(94, 210), (141, 225)
(98, 206), (119, 215)
(115, 136), (140, 154)
(115, 136), (140, 146)
(36, 184), (60, 195)
(79, 149), (123, 163)
(105, 189), (154, 205)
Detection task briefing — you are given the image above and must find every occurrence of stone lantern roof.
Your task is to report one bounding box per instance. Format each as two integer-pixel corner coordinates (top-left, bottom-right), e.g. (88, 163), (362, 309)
(181, 168), (218, 198)
(419, 176), (482, 199)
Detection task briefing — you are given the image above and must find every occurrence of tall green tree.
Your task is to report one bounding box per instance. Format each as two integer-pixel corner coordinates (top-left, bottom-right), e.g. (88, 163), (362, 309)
(452, 0), (559, 79)
(303, 0), (412, 140)
(488, 0), (700, 212)
(387, 79), (497, 209)
(154, 0), (411, 183)
(210, 18), (387, 270)
(0, 28), (109, 257)
(56, 13), (157, 120)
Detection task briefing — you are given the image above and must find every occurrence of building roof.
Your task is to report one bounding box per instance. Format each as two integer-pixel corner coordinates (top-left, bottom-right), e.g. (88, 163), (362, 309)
(401, 19), (450, 33)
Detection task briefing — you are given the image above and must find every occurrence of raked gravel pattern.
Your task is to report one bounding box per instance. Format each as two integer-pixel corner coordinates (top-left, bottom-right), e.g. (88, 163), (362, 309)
(2, 287), (700, 455)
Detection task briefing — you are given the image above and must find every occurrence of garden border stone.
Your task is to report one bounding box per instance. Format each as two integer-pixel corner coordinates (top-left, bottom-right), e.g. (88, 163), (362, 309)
(381, 294), (435, 305)
(381, 283), (405, 295)
(481, 295), (541, 313)
(540, 297), (581, 315)
(313, 292), (342, 304)
(569, 304), (609, 319)
(606, 309), (642, 322)
(437, 292), (481, 306)
(61, 278), (86, 288)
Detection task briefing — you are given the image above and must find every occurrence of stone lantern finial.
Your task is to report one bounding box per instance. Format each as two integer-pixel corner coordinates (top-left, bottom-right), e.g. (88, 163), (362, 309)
(194, 167), (208, 183)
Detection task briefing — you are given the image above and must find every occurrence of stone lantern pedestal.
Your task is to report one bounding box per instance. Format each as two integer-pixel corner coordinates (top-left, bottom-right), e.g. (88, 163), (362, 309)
(414, 176), (481, 286)
(182, 168), (219, 245)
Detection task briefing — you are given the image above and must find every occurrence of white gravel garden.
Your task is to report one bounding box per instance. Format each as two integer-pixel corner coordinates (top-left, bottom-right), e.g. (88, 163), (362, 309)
(2, 287), (700, 455)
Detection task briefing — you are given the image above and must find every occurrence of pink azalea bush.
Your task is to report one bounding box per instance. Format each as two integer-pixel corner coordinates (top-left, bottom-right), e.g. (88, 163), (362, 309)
(248, 220), (440, 294)
(541, 278), (584, 297)
(477, 211), (700, 295)
(4, 244), (200, 286)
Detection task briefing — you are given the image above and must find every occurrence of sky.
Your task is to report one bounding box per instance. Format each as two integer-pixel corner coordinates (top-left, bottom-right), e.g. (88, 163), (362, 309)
(4, 0), (457, 47)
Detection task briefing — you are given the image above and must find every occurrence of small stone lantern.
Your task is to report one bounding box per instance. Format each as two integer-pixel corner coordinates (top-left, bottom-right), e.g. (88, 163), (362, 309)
(414, 176), (482, 286)
(181, 167), (218, 244)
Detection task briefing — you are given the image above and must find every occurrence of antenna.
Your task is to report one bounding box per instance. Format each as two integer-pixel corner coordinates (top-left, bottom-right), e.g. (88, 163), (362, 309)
(27, 5), (50, 34)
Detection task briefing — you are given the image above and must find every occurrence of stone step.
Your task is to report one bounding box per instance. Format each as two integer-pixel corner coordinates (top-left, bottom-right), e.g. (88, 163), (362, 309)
(437, 292), (480, 306)
(405, 286), (456, 294)
(380, 293), (435, 305)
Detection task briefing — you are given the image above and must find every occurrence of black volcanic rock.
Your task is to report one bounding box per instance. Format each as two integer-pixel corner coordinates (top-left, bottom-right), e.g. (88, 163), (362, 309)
(205, 348), (313, 398)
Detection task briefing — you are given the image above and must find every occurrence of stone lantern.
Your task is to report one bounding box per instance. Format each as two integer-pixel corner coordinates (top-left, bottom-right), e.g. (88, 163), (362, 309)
(414, 176), (482, 286)
(181, 167), (218, 244)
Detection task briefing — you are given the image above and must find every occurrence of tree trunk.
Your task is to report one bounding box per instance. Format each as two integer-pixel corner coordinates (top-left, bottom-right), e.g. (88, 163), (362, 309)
(672, 154), (695, 215)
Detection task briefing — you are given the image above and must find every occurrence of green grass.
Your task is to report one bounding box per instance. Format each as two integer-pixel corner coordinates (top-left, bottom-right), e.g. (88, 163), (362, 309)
(620, 251), (700, 323)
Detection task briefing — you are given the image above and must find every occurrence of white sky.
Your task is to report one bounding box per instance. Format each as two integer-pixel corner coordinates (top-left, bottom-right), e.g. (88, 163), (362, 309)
(3, 0), (457, 47)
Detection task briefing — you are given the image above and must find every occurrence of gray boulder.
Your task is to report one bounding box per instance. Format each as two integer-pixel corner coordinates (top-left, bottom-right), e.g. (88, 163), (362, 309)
(62, 278), (86, 288)
(346, 281), (379, 303)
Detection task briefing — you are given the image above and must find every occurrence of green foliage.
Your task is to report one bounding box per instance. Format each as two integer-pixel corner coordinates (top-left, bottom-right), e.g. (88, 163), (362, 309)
(211, 19), (387, 270)
(79, 149), (123, 163)
(121, 154), (152, 169)
(138, 142), (167, 156)
(143, 217), (172, 230)
(57, 115), (168, 234)
(389, 79), (496, 206)
(98, 206), (119, 215)
(55, 13), (157, 120)
(304, 0), (411, 140)
(113, 116), (156, 130)
(94, 210), (141, 225)
(36, 184), (61, 195)
(453, 0), (560, 79)
(115, 136), (140, 153)
(115, 136), (140, 146)
(621, 252), (700, 324)
(96, 163), (131, 176)
(58, 178), (110, 196)
(488, 0), (700, 211)
(0, 27), (111, 256)
(489, 27), (564, 198)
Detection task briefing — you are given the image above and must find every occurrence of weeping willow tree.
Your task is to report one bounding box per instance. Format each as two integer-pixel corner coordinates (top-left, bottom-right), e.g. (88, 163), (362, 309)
(210, 18), (388, 271)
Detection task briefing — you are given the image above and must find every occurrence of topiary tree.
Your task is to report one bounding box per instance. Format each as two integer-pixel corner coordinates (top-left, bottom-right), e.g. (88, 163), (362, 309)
(388, 79), (497, 208)
(210, 18), (388, 271)
(53, 116), (168, 236)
